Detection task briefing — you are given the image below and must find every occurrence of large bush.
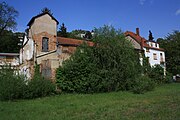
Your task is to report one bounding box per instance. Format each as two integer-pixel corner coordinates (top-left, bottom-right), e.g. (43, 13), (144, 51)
(0, 66), (26, 101)
(131, 75), (155, 94)
(23, 65), (55, 99)
(24, 76), (55, 99)
(56, 25), (140, 93)
(0, 65), (55, 101)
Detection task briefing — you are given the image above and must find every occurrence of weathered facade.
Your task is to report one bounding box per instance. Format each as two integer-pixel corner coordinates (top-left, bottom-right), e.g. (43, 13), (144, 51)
(0, 53), (19, 68)
(19, 12), (93, 80)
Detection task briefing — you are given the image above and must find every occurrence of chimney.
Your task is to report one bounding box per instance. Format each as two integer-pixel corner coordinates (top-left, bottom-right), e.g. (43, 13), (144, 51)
(136, 28), (140, 36)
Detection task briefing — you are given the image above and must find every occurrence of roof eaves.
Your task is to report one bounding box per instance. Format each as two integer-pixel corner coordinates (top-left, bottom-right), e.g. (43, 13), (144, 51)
(27, 12), (59, 26)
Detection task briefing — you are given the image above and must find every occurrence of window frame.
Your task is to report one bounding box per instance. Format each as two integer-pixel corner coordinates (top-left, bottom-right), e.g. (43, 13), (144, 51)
(42, 37), (49, 52)
(153, 53), (157, 60)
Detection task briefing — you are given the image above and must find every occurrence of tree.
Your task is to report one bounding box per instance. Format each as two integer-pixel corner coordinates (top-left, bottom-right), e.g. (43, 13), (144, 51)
(157, 31), (180, 75)
(148, 30), (154, 41)
(57, 23), (67, 37)
(56, 25), (140, 93)
(0, 2), (19, 36)
(41, 7), (53, 15)
(0, 30), (21, 53)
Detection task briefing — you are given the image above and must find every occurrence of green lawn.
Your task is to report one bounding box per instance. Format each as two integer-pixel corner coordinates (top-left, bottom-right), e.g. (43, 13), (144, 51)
(0, 83), (179, 120)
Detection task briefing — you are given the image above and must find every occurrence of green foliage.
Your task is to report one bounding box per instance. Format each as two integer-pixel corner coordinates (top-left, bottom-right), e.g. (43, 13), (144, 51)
(142, 56), (151, 75)
(25, 77), (55, 99)
(0, 66), (26, 101)
(148, 64), (165, 84)
(142, 62), (172, 84)
(131, 75), (155, 94)
(41, 7), (53, 15)
(1, 84), (179, 120)
(157, 31), (180, 75)
(148, 30), (154, 41)
(164, 71), (173, 83)
(57, 23), (68, 37)
(0, 1), (19, 35)
(56, 25), (140, 93)
(0, 30), (21, 53)
(24, 64), (55, 99)
(0, 65), (55, 101)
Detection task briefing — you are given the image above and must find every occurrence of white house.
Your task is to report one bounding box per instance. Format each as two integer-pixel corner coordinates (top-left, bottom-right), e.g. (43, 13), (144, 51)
(125, 28), (166, 72)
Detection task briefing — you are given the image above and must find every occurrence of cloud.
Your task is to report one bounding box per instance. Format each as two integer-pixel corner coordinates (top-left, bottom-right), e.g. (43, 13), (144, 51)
(175, 9), (180, 16)
(139, 0), (154, 5)
(139, 0), (146, 5)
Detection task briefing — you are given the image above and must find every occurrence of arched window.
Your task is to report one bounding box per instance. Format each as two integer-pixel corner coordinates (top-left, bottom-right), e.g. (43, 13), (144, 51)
(42, 37), (49, 52)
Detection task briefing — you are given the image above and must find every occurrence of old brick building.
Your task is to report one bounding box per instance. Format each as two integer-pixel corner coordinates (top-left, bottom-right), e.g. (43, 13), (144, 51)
(19, 11), (93, 80)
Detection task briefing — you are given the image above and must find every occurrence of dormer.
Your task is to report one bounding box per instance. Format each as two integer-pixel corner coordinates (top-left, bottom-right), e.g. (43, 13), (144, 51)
(146, 41), (159, 48)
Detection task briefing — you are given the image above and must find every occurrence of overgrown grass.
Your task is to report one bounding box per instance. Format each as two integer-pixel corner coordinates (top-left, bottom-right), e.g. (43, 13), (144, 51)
(0, 83), (179, 120)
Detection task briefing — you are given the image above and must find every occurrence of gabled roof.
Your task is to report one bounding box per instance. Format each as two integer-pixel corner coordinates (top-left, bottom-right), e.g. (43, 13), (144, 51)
(125, 31), (164, 51)
(27, 12), (59, 26)
(57, 37), (94, 47)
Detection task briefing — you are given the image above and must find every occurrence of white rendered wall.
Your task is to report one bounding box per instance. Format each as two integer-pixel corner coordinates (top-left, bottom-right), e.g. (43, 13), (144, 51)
(143, 48), (165, 66)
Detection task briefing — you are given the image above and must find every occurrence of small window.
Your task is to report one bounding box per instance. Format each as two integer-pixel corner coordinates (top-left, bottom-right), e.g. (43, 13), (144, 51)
(155, 43), (157, 47)
(153, 53), (157, 60)
(42, 37), (49, 52)
(146, 48), (149, 52)
(160, 53), (163, 62)
(151, 43), (153, 47)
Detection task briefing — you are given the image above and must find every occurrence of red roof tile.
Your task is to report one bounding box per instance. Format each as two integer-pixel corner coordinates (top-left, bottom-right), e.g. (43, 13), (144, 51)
(57, 37), (94, 47)
(125, 31), (164, 51)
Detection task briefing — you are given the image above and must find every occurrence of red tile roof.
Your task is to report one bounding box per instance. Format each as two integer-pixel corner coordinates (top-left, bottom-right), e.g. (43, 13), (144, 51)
(125, 31), (164, 51)
(57, 37), (94, 47)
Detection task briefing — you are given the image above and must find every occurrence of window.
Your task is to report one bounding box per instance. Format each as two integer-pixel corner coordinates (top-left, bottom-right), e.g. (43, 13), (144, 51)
(160, 53), (163, 62)
(151, 42), (153, 47)
(153, 53), (157, 60)
(155, 43), (157, 47)
(146, 48), (150, 52)
(42, 37), (49, 52)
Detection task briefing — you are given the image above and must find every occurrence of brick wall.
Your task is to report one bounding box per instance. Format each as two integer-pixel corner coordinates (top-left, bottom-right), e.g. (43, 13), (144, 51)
(33, 32), (57, 55)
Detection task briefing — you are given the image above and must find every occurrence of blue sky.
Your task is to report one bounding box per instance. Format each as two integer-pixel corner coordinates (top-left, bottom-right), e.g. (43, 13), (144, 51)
(2, 0), (180, 40)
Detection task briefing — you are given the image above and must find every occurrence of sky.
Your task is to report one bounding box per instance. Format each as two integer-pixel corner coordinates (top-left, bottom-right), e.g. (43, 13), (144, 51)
(2, 0), (180, 40)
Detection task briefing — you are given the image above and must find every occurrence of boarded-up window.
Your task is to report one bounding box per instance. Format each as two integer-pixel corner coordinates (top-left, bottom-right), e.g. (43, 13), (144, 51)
(41, 60), (52, 79)
(42, 37), (49, 52)
(153, 53), (157, 60)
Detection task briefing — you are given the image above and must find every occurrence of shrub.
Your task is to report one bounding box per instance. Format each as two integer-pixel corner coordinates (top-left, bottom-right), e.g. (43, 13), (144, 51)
(164, 71), (173, 83)
(0, 66), (26, 101)
(0, 65), (56, 101)
(24, 65), (56, 99)
(56, 25), (140, 93)
(24, 76), (55, 99)
(131, 75), (155, 94)
(148, 64), (165, 84)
